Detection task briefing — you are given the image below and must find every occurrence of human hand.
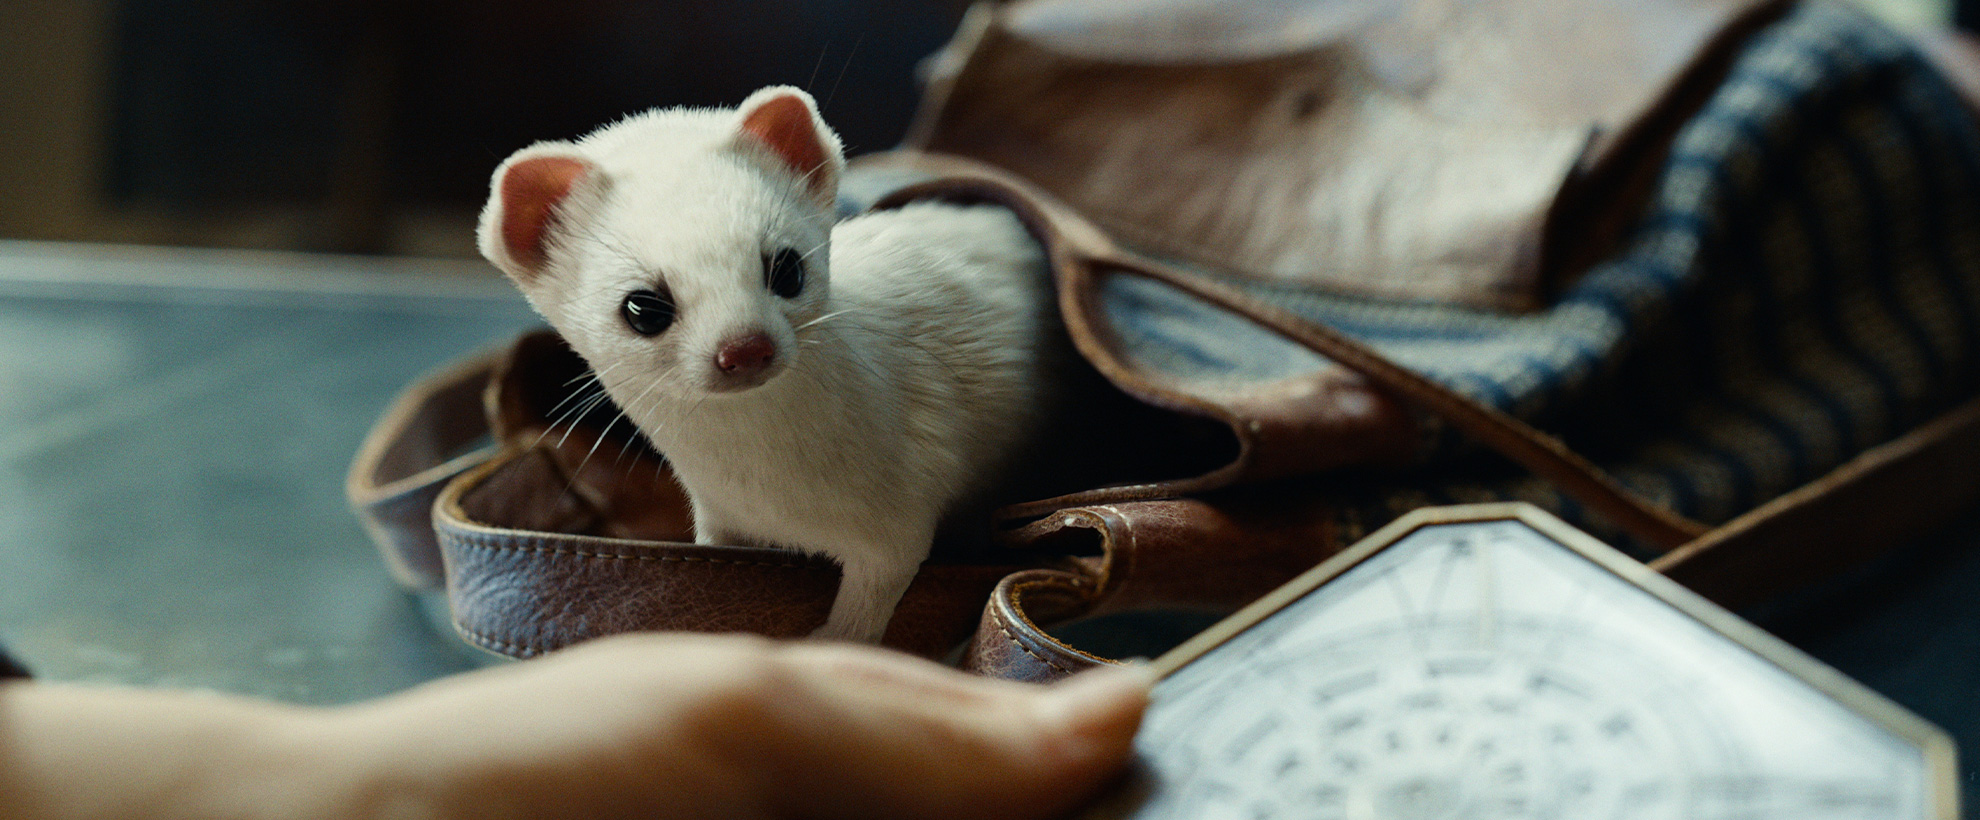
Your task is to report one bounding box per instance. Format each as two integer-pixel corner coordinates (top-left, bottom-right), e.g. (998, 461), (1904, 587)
(1, 633), (1151, 820)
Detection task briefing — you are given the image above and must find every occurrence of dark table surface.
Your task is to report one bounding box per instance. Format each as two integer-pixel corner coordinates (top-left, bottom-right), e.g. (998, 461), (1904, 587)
(0, 240), (538, 702)
(1, 239), (1977, 808)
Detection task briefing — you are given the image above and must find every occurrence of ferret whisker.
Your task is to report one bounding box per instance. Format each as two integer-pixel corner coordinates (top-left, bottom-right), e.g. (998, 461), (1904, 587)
(548, 381), (600, 418)
(563, 225), (667, 304)
(825, 314), (966, 383)
(614, 427), (654, 472)
(795, 307), (857, 332)
(822, 32), (862, 112)
(794, 161), (830, 188)
(583, 225), (646, 273)
(653, 448), (673, 487)
(608, 377), (668, 468)
(805, 41), (829, 94)
(814, 324), (893, 386)
(685, 388), (718, 423)
(546, 389), (612, 449)
(553, 390), (616, 450)
(797, 234), (833, 264)
(544, 368), (608, 415)
(616, 398), (673, 475)
(533, 381), (607, 450)
(566, 409), (626, 487)
(826, 311), (937, 353)
(772, 172), (806, 214)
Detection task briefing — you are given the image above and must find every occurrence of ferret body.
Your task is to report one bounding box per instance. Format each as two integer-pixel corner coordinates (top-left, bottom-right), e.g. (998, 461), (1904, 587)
(477, 86), (1053, 642)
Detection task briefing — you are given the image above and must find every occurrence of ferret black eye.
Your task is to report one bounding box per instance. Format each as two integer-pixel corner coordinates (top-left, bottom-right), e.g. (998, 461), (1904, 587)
(620, 289), (676, 336)
(764, 248), (806, 299)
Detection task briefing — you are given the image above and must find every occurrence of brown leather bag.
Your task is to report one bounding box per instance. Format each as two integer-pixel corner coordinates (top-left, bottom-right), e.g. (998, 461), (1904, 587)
(348, 0), (1980, 679)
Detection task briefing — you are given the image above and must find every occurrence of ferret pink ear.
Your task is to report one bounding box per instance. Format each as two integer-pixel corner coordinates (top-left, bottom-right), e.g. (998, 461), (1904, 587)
(479, 148), (594, 280)
(735, 86), (843, 203)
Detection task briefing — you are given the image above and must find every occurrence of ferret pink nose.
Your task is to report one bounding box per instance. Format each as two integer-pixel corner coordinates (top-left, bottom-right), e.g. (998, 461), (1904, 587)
(715, 333), (777, 374)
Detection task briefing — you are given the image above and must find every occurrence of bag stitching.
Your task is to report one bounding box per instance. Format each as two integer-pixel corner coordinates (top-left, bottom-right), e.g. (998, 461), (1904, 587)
(448, 531), (834, 572)
(988, 598), (1071, 675)
(1012, 577), (1112, 663)
(454, 621), (546, 659)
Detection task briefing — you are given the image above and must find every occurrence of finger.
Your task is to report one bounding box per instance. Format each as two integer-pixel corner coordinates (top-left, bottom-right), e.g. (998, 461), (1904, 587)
(716, 647), (1153, 820)
(772, 642), (1027, 709)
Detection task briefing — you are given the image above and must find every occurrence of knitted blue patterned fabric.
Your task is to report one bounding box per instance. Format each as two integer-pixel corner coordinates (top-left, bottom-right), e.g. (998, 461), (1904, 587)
(1086, 2), (1980, 549)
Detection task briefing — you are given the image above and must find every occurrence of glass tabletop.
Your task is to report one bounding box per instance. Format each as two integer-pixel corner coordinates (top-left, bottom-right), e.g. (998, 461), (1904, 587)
(0, 240), (537, 704)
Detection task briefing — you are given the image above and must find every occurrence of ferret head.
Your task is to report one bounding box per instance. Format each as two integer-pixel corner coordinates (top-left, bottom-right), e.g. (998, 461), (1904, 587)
(477, 86), (845, 418)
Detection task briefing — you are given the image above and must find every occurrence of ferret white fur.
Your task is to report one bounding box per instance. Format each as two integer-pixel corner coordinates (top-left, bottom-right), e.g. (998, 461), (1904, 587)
(477, 86), (1052, 643)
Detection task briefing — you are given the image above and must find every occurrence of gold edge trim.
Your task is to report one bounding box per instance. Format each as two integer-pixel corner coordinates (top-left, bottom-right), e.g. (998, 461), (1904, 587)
(1149, 502), (1534, 678)
(1513, 505), (1960, 790)
(1929, 734), (1962, 819)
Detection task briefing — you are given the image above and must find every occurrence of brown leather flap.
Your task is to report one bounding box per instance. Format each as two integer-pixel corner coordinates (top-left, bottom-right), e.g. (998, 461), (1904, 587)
(345, 350), (504, 590)
(909, 0), (1788, 311)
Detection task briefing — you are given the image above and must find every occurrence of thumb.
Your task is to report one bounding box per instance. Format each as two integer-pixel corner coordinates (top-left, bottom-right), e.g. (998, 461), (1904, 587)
(728, 646), (1153, 820)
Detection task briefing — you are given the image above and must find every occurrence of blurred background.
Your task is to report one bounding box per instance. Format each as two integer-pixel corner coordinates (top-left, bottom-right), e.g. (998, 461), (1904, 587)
(0, 0), (971, 259)
(0, 0), (1957, 262)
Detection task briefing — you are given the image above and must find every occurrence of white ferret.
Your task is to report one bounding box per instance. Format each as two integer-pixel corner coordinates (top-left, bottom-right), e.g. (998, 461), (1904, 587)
(477, 86), (1054, 643)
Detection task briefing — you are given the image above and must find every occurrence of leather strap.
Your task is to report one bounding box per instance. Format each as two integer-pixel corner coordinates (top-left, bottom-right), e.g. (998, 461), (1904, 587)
(871, 167), (1711, 551)
(1090, 257), (1715, 550)
(1653, 396), (1980, 610)
(864, 166), (1715, 679)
